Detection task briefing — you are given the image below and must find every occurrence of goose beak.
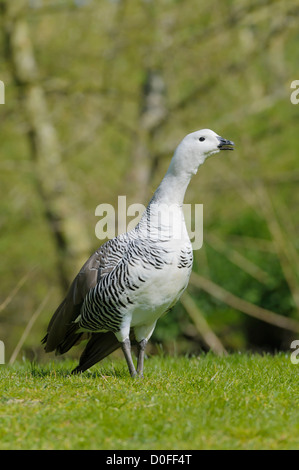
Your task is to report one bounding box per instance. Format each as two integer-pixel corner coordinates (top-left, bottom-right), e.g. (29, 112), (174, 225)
(217, 136), (234, 150)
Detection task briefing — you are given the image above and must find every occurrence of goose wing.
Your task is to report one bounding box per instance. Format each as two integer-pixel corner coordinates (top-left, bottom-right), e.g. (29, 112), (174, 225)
(42, 236), (128, 353)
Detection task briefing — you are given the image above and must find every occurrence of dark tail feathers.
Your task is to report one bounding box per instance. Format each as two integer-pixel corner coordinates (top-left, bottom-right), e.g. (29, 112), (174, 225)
(72, 331), (121, 374)
(56, 322), (83, 355)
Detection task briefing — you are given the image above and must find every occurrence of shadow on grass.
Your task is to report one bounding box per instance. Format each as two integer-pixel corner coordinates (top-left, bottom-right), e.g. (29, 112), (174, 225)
(27, 360), (128, 379)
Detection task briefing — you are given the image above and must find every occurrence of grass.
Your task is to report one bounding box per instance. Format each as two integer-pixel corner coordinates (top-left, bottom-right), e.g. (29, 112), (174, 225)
(0, 353), (298, 450)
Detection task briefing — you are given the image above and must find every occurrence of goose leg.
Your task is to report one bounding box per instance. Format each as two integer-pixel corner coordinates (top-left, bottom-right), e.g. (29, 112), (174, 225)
(137, 339), (147, 378)
(121, 338), (137, 378)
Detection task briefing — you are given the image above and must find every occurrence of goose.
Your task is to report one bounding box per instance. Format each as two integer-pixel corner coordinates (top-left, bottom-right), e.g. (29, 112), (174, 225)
(42, 129), (234, 377)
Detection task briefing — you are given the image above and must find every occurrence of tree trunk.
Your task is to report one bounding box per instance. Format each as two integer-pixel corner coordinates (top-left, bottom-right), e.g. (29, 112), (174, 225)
(2, 0), (92, 290)
(127, 70), (167, 204)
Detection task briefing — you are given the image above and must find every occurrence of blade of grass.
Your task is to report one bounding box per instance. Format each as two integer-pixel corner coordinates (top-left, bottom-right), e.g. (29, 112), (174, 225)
(0, 266), (37, 314)
(254, 181), (299, 311)
(190, 272), (299, 333)
(9, 292), (50, 365)
(226, 235), (276, 253)
(181, 292), (227, 355)
(206, 233), (272, 285)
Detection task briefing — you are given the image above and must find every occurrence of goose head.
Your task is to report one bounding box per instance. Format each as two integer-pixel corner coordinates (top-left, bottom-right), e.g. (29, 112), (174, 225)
(172, 129), (234, 176)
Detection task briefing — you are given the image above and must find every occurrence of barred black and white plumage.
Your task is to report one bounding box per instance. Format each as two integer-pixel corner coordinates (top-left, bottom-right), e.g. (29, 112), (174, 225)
(42, 129), (234, 377)
(78, 236), (174, 333)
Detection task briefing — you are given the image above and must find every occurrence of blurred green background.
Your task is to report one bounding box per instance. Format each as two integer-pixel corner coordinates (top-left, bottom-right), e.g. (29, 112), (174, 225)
(1, 0), (299, 364)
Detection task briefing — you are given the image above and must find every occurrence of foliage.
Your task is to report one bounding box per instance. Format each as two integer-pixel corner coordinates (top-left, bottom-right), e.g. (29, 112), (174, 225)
(0, 0), (299, 360)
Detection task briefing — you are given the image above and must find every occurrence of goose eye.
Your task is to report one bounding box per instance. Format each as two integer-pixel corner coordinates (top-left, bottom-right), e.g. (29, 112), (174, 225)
(199, 137), (205, 142)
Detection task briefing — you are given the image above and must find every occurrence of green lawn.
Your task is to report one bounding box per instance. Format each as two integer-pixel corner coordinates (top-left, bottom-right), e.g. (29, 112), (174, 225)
(0, 353), (298, 450)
